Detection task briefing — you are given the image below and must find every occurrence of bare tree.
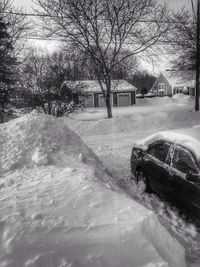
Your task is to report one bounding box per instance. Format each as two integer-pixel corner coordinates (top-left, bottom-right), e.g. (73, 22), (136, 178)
(0, 0), (31, 56)
(17, 48), (87, 116)
(128, 71), (156, 93)
(165, 8), (196, 80)
(0, 0), (30, 122)
(35, 0), (169, 118)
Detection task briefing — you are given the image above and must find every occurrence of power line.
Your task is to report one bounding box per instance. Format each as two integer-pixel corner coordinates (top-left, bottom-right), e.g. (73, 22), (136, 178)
(0, 10), (195, 25)
(18, 35), (180, 48)
(1, 11), (49, 18)
(18, 36), (185, 56)
(20, 36), (61, 42)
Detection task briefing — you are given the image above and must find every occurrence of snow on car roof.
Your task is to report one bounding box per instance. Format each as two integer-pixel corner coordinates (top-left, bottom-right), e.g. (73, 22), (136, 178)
(135, 128), (200, 161)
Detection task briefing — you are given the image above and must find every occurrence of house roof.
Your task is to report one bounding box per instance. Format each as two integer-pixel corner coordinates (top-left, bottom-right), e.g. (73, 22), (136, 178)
(162, 72), (182, 87)
(71, 80), (137, 93)
(184, 79), (195, 87)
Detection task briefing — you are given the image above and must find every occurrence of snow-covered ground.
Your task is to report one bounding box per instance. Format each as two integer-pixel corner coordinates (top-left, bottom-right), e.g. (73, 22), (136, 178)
(0, 111), (187, 267)
(66, 95), (200, 267)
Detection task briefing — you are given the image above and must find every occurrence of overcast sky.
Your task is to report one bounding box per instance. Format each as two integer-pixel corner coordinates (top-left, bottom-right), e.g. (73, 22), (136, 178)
(13, 0), (191, 11)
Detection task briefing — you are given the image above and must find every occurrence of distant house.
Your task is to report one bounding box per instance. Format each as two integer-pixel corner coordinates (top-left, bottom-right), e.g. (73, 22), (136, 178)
(150, 72), (195, 97)
(79, 80), (137, 107)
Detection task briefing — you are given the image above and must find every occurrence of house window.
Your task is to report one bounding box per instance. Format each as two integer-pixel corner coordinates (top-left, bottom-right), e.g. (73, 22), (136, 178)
(158, 84), (165, 96)
(153, 90), (157, 95)
(158, 83), (165, 90)
(159, 90), (165, 96)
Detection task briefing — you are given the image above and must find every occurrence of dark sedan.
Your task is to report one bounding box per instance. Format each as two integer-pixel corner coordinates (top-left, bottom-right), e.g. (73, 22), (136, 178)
(130, 129), (200, 222)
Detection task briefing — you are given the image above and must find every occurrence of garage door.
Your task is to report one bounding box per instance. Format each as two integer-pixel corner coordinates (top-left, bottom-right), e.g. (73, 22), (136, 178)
(84, 94), (93, 107)
(118, 94), (130, 106)
(99, 95), (113, 107)
(99, 95), (106, 107)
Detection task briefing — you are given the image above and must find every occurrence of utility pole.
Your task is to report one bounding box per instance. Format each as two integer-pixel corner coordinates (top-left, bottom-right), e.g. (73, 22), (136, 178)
(195, 0), (200, 111)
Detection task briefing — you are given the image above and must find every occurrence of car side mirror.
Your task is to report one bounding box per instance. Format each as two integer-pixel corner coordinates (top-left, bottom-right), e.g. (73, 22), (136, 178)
(186, 172), (200, 185)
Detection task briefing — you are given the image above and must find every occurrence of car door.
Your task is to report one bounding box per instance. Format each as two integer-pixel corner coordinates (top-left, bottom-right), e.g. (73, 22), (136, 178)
(143, 140), (173, 196)
(169, 145), (200, 216)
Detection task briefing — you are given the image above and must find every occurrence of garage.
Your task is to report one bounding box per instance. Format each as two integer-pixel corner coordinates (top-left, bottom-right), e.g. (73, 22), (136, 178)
(117, 93), (130, 106)
(69, 80), (137, 107)
(84, 94), (93, 107)
(98, 95), (113, 107)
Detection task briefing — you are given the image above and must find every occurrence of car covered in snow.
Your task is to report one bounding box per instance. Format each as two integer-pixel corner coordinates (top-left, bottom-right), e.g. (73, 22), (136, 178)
(130, 128), (200, 222)
(145, 92), (154, 98)
(136, 93), (144, 98)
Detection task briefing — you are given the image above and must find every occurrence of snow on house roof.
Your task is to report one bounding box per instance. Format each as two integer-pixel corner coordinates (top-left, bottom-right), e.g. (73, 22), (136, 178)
(161, 72), (195, 88)
(184, 79), (195, 87)
(135, 128), (200, 162)
(162, 72), (182, 87)
(76, 80), (137, 93)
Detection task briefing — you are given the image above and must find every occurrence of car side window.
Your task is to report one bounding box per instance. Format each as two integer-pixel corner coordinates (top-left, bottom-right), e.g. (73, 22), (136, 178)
(147, 141), (170, 163)
(172, 146), (198, 174)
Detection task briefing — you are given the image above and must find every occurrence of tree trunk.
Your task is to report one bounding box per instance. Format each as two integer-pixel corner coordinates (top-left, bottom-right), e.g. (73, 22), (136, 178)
(105, 93), (112, 118)
(47, 100), (51, 115)
(0, 102), (5, 123)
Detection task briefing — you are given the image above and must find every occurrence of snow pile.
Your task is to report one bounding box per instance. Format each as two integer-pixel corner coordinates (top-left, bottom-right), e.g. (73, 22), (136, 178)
(0, 112), (187, 267)
(172, 93), (193, 104)
(136, 96), (174, 106)
(0, 165), (186, 267)
(66, 94), (199, 137)
(0, 111), (103, 173)
(68, 109), (200, 136)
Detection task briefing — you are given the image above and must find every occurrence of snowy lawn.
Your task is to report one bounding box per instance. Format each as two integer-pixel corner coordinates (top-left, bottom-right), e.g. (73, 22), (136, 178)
(66, 95), (200, 267)
(0, 112), (187, 267)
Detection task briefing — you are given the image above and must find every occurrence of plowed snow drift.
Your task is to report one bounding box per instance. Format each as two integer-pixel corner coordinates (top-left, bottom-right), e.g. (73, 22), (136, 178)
(0, 112), (186, 267)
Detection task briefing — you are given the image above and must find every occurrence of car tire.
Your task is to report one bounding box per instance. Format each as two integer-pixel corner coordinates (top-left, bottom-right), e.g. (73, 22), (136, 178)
(136, 168), (151, 194)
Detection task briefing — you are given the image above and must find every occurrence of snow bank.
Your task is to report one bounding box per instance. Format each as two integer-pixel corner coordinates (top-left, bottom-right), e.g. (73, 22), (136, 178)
(0, 166), (186, 267)
(137, 96), (174, 106)
(66, 94), (198, 137)
(67, 109), (200, 137)
(0, 112), (187, 267)
(0, 111), (104, 173)
(172, 93), (192, 103)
